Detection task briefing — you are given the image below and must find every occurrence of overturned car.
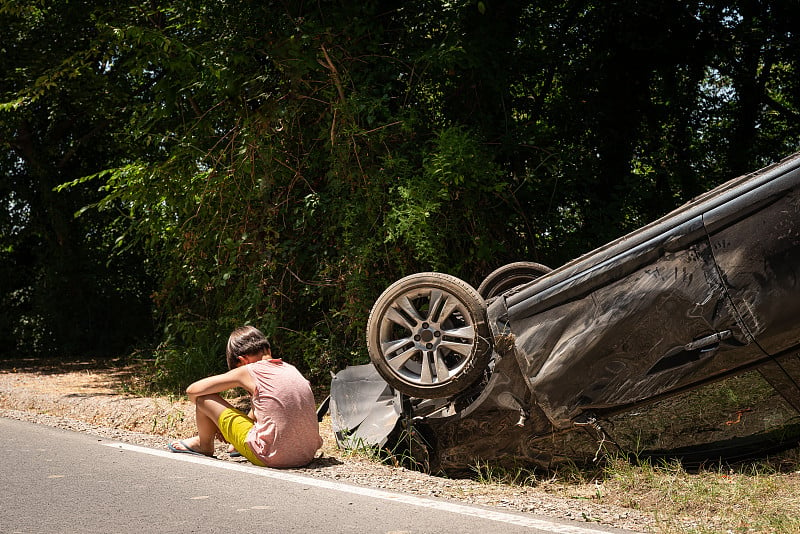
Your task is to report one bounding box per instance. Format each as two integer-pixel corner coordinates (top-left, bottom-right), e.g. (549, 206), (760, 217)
(329, 153), (800, 473)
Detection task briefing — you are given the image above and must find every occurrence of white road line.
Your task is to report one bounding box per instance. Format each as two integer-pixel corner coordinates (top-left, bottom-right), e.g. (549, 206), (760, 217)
(104, 442), (632, 534)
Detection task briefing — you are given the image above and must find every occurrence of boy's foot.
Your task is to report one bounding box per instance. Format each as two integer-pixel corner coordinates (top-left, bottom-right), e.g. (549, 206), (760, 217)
(167, 439), (215, 458)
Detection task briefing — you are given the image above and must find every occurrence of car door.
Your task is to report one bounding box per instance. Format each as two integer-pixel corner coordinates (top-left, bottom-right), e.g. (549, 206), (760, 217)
(703, 165), (800, 357)
(502, 215), (764, 428)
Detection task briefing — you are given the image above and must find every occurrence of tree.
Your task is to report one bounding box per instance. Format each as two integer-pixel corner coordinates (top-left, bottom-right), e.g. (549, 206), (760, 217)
(3, 0), (799, 387)
(1, 1), (153, 356)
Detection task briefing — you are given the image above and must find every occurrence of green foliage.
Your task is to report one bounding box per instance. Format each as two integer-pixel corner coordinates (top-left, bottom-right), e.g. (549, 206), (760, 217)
(385, 126), (506, 271)
(3, 1), (800, 388)
(0, 0), (156, 357)
(471, 460), (541, 487)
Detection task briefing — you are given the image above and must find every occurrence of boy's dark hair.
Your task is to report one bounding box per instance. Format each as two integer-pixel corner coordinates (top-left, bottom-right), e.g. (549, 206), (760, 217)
(226, 326), (271, 369)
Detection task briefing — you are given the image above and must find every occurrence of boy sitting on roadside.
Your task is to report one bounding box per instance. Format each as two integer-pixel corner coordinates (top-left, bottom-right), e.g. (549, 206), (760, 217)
(167, 326), (322, 468)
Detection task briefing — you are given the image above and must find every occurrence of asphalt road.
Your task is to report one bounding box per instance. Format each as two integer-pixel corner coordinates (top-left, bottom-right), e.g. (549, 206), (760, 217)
(0, 417), (637, 534)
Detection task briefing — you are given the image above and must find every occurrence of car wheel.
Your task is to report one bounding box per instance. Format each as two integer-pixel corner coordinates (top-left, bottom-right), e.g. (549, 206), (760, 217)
(477, 261), (552, 299)
(367, 272), (492, 399)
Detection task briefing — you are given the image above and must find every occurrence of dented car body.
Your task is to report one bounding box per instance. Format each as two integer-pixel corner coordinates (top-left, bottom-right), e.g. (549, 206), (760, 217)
(330, 153), (800, 473)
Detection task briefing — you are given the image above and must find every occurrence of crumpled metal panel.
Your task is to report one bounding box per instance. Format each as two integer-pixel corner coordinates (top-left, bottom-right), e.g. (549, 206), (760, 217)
(329, 364), (401, 448)
(497, 234), (763, 428)
(413, 349), (563, 473)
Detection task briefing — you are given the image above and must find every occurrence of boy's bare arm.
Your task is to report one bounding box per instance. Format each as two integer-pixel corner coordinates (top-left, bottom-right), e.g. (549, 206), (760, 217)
(186, 366), (255, 401)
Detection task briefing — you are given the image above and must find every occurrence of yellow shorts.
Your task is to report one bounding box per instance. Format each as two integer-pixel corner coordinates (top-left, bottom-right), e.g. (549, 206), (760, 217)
(217, 408), (266, 467)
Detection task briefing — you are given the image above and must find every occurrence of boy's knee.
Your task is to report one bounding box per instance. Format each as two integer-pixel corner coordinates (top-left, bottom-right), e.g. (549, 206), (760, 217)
(192, 393), (220, 409)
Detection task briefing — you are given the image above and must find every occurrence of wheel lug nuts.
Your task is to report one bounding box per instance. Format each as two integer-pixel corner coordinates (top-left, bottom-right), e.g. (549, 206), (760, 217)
(414, 335), (421, 341)
(422, 322), (429, 329)
(434, 331), (441, 337)
(426, 343), (433, 349)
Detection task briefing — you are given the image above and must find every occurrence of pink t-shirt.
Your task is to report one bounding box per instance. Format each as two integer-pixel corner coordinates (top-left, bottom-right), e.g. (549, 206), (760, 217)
(245, 359), (323, 467)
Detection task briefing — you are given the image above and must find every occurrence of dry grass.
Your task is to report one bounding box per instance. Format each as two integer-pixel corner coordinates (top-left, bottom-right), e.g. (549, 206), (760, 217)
(469, 452), (800, 533)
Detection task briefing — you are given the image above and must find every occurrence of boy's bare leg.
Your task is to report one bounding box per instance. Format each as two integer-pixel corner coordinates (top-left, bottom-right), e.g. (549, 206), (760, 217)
(169, 393), (234, 456)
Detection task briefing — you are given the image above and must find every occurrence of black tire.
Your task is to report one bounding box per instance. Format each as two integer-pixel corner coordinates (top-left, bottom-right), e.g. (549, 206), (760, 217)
(477, 261), (552, 299)
(366, 272), (492, 399)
